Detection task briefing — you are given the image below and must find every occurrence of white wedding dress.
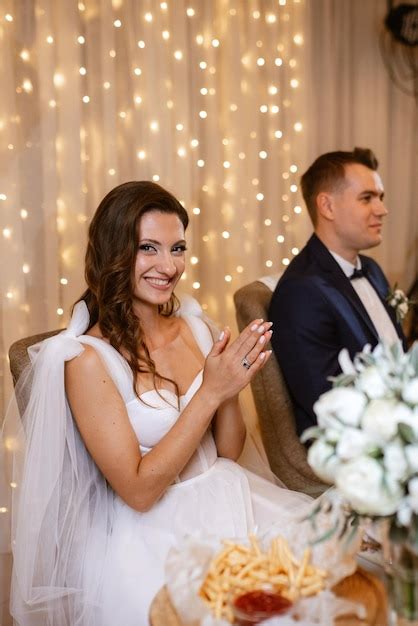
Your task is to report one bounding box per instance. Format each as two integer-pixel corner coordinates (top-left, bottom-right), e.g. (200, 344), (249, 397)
(4, 296), (312, 626)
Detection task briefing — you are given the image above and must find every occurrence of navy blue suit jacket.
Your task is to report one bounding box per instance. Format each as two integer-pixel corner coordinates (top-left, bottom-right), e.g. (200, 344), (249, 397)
(268, 234), (406, 437)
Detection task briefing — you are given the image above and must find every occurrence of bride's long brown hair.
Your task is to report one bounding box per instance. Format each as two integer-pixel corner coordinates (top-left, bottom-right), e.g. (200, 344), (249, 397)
(78, 181), (189, 398)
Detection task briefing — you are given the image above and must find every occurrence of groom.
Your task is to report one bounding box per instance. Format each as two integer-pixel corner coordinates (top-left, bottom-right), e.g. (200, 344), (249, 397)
(269, 147), (406, 436)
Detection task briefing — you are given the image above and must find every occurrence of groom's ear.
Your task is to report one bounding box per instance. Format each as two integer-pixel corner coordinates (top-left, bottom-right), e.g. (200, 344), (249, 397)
(316, 192), (334, 221)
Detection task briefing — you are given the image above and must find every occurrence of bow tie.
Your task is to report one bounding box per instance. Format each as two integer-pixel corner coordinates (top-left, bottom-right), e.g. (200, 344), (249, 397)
(350, 267), (366, 280)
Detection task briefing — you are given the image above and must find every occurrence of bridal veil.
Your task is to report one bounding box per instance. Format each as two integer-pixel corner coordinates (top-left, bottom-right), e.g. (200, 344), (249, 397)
(1, 301), (114, 625)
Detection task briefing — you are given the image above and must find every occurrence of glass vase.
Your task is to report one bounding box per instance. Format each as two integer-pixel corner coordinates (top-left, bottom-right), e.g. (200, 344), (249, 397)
(385, 539), (418, 626)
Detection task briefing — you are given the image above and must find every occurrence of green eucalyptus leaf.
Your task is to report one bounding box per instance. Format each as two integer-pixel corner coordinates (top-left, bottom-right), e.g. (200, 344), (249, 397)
(398, 422), (416, 444)
(309, 523), (339, 546)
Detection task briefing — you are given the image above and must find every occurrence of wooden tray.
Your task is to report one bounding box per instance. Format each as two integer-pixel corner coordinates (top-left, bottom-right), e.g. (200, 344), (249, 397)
(149, 568), (388, 625)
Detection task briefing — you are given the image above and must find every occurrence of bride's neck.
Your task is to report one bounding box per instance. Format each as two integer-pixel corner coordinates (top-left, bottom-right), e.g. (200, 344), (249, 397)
(133, 302), (167, 341)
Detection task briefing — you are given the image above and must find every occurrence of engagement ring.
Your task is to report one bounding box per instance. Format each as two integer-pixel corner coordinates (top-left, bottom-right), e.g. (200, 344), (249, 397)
(241, 357), (251, 370)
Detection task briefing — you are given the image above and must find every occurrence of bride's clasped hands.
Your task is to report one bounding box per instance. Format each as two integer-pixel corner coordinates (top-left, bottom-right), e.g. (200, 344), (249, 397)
(201, 319), (273, 404)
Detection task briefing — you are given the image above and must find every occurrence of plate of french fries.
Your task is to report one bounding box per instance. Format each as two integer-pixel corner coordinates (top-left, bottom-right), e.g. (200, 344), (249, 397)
(199, 534), (328, 623)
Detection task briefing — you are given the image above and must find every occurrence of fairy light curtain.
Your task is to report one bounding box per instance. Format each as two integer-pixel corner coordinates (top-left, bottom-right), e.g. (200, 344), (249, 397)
(0, 0), (310, 413)
(0, 0), (416, 419)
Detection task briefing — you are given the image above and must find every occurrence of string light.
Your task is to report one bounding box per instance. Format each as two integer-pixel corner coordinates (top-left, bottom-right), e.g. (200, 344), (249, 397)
(0, 1), (307, 375)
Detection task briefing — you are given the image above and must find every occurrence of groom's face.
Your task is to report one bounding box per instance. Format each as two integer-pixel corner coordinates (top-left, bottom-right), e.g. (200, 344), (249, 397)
(330, 163), (388, 254)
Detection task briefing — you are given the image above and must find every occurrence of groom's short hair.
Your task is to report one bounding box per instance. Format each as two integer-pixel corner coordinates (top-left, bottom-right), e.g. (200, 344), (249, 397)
(301, 147), (379, 225)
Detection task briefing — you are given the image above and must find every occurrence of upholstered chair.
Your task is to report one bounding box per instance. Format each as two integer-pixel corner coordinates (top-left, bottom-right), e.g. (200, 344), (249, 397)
(234, 277), (326, 497)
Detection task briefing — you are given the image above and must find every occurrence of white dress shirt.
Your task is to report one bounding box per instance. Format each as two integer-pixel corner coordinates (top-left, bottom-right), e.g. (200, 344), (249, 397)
(329, 250), (399, 346)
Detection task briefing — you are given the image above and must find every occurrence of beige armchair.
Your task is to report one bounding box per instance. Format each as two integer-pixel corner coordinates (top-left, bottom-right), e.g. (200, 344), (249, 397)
(9, 330), (61, 386)
(234, 278), (326, 497)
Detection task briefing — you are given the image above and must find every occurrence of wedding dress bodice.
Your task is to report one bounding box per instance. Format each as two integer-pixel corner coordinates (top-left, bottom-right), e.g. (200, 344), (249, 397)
(77, 299), (218, 483)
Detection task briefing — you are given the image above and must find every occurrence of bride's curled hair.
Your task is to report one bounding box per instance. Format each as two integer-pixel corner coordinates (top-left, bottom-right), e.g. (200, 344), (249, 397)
(78, 180), (189, 397)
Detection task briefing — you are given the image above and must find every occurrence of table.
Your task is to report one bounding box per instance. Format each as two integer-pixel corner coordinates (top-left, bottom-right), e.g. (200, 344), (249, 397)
(149, 567), (388, 625)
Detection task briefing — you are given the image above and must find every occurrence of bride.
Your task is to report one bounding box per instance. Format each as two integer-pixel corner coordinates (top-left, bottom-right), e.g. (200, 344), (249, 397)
(4, 181), (312, 625)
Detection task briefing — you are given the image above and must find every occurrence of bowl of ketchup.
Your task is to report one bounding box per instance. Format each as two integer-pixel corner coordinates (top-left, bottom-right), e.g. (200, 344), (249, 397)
(231, 589), (293, 625)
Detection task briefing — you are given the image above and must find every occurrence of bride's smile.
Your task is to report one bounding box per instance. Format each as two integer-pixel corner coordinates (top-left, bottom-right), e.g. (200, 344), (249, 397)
(133, 210), (186, 307)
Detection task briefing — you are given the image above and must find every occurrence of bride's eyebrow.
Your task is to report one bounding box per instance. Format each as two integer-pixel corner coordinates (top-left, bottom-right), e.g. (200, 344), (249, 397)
(139, 238), (187, 245)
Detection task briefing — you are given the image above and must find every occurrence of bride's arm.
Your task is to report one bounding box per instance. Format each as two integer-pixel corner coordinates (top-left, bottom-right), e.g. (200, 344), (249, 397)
(212, 396), (246, 461)
(65, 320), (271, 512)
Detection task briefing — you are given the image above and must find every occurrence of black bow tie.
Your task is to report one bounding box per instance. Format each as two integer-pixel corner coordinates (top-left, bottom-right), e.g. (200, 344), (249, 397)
(350, 267), (366, 280)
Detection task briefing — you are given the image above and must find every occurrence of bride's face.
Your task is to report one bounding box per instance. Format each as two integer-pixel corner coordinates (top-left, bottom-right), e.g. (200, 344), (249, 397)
(133, 210), (186, 308)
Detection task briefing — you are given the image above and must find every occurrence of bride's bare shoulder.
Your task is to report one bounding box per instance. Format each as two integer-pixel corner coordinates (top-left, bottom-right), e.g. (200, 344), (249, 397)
(65, 342), (108, 382)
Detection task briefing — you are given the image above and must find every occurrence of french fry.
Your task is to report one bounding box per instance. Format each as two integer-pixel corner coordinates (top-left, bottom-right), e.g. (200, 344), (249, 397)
(199, 534), (328, 623)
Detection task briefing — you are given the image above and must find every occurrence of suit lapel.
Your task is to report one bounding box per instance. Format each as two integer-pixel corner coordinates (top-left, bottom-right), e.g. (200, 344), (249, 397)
(308, 236), (380, 342)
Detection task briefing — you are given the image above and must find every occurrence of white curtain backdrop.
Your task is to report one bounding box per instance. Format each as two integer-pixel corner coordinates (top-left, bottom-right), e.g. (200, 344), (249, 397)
(0, 0), (416, 432)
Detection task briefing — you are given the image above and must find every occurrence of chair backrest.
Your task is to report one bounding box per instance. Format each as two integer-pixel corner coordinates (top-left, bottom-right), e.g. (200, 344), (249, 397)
(9, 330), (61, 386)
(234, 279), (326, 497)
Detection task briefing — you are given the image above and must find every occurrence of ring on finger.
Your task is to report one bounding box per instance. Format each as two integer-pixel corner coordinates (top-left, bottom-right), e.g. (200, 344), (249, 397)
(241, 356), (251, 370)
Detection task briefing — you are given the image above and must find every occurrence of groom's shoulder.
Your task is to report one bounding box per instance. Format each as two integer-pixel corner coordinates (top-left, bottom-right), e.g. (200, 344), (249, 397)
(275, 235), (324, 286)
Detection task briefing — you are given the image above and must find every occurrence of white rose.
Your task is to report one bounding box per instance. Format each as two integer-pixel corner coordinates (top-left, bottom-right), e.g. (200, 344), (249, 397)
(397, 500), (413, 527)
(384, 440), (409, 482)
(405, 445), (418, 473)
(335, 456), (403, 516)
(408, 477), (418, 514)
(356, 366), (387, 399)
(362, 399), (412, 443)
(395, 405), (418, 437)
(313, 388), (367, 430)
(307, 440), (339, 484)
(399, 301), (409, 315)
(402, 378), (418, 405)
(336, 427), (374, 461)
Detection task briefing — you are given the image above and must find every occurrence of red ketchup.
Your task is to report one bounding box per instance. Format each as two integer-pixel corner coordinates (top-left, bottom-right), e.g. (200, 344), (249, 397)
(232, 590), (293, 625)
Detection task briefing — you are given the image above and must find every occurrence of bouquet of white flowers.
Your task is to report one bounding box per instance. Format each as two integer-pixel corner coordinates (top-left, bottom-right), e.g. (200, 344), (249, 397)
(303, 341), (418, 542)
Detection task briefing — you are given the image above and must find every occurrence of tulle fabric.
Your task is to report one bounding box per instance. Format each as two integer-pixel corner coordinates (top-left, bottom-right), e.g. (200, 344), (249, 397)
(1, 302), (114, 625)
(0, 296), (295, 625)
